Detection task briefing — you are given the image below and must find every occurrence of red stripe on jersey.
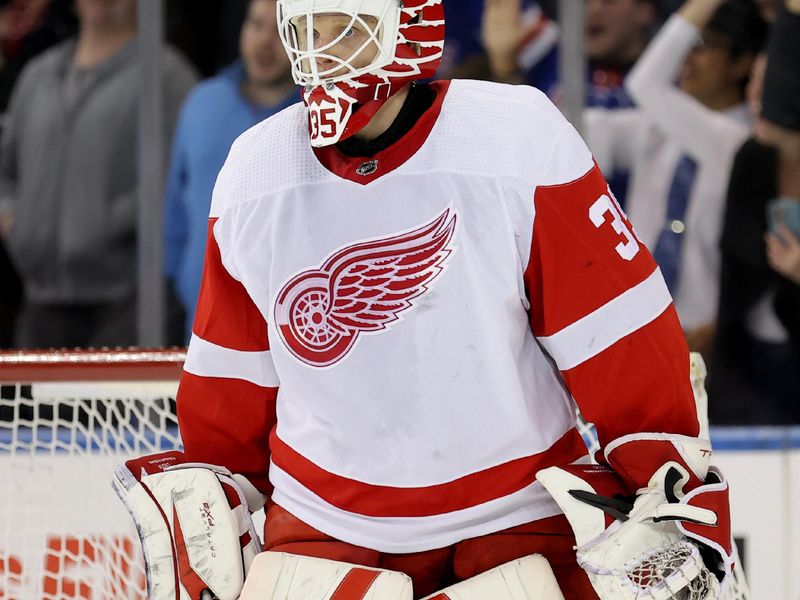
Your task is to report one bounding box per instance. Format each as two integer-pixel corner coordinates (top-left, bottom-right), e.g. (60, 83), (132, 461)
(330, 569), (381, 600)
(525, 162), (699, 491)
(560, 307), (698, 489)
(426, 595), (451, 600)
(270, 428), (588, 518)
(525, 162), (658, 337)
(177, 372), (277, 497)
(193, 219), (269, 352)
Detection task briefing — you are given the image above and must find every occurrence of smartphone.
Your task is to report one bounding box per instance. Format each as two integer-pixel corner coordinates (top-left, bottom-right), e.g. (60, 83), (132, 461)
(766, 197), (800, 240)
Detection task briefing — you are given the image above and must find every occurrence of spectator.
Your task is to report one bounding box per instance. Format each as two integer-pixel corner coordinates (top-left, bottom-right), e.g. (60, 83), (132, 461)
(435, 0), (486, 79)
(164, 0), (249, 78)
(710, 0), (800, 424)
(436, 0), (550, 81)
(0, 118), (20, 348)
(164, 0), (295, 343)
(0, 0), (78, 110)
(0, 0), (76, 348)
(483, 0), (658, 109)
(586, 0), (767, 359)
(0, 0), (197, 349)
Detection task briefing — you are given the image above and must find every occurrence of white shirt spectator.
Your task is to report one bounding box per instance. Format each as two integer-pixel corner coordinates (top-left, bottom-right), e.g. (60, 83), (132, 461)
(585, 14), (752, 332)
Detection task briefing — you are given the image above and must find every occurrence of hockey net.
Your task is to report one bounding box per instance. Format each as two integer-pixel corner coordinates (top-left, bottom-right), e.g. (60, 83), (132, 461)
(0, 350), (748, 600)
(0, 349), (183, 600)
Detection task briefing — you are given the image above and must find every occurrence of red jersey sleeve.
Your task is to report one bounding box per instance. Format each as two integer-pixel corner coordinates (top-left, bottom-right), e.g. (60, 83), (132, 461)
(524, 130), (707, 492)
(177, 219), (279, 496)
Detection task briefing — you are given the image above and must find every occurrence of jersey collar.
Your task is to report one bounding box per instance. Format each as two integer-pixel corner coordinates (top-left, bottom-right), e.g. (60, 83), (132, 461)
(311, 80), (451, 186)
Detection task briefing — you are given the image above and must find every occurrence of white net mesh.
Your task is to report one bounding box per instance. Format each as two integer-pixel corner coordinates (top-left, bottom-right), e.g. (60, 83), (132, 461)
(626, 541), (714, 599)
(0, 351), (182, 600)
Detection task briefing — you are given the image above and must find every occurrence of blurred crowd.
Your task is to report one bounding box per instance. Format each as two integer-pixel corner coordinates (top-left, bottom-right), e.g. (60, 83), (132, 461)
(0, 0), (798, 425)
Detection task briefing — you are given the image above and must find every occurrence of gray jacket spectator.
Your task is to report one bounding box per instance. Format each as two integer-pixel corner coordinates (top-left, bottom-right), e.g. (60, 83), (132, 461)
(0, 0), (196, 348)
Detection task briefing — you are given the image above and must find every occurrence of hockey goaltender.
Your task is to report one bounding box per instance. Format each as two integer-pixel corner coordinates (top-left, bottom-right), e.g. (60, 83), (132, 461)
(112, 1), (737, 598)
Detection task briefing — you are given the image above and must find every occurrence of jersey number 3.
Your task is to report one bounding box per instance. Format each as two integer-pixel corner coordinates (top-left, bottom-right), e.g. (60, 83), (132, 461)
(589, 193), (640, 261)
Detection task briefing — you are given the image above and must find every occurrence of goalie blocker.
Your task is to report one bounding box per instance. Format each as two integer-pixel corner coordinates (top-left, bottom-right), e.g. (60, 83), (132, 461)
(112, 451), (263, 600)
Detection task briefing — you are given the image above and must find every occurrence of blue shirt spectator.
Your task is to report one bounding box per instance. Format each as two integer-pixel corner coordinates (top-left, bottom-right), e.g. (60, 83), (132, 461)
(165, 0), (296, 341)
(518, 0), (658, 109)
(165, 61), (296, 340)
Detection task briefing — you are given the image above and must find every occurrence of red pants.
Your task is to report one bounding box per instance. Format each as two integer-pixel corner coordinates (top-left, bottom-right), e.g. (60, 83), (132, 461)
(263, 504), (599, 599)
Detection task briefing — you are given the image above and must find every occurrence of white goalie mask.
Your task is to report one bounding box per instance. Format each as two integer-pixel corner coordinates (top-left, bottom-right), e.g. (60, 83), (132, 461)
(277, 0), (445, 147)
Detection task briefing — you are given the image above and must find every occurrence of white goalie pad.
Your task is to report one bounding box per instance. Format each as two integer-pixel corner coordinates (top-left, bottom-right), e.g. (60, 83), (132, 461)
(240, 552), (413, 599)
(538, 463), (733, 600)
(112, 451), (261, 600)
(420, 554), (565, 600)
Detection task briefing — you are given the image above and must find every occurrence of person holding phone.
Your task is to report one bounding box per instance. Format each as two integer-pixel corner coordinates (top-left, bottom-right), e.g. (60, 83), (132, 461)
(766, 217), (800, 284)
(710, 0), (800, 424)
(765, 133), (800, 283)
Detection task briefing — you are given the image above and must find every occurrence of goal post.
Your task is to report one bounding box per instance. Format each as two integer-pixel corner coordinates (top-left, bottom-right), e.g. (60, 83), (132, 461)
(0, 349), (184, 600)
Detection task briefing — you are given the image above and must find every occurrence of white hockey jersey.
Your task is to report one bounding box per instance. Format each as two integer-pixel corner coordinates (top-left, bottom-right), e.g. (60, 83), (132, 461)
(178, 80), (701, 553)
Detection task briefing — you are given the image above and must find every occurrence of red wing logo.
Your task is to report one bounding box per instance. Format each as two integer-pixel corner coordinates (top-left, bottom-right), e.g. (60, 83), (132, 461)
(275, 208), (458, 368)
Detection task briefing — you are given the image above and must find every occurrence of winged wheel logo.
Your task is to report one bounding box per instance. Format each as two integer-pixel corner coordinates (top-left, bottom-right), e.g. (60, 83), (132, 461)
(275, 208), (458, 368)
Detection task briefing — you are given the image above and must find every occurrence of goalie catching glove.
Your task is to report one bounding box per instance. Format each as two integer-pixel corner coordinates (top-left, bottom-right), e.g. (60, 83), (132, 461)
(537, 461), (733, 600)
(112, 451), (263, 600)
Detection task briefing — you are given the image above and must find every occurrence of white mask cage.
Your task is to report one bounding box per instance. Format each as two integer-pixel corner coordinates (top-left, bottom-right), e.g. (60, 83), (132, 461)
(277, 0), (402, 86)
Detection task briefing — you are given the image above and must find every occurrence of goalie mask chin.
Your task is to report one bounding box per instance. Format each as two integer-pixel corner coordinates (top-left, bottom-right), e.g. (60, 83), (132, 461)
(277, 0), (445, 147)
